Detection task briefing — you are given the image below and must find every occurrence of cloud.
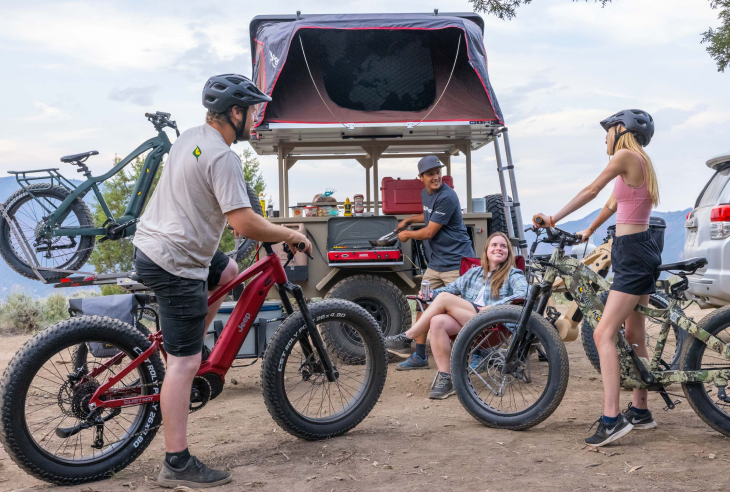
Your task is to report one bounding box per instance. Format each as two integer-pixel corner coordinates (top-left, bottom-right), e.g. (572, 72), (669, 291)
(22, 102), (67, 121)
(109, 86), (160, 106)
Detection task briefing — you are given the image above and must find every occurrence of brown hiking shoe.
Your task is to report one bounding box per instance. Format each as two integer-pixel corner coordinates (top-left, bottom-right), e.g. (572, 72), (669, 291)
(157, 455), (232, 489)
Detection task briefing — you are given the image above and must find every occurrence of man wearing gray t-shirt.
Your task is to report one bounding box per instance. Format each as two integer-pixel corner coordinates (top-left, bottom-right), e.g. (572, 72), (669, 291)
(134, 74), (311, 489)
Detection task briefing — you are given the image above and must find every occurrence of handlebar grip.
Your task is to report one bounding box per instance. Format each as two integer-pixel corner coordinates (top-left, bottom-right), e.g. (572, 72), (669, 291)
(144, 113), (153, 118)
(296, 242), (306, 251)
(534, 216), (545, 225)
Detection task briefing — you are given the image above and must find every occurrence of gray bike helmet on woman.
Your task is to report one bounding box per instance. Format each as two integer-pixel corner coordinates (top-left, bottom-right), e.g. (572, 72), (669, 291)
(600, 109), (654, 152)
(202, 74), (272, 143)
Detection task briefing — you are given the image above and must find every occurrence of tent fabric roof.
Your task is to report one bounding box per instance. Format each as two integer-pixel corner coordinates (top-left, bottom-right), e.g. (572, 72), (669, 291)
(249, 13), (503, 128)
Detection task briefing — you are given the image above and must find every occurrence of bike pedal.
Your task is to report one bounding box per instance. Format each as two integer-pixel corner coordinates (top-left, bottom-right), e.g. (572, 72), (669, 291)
(662, 398), (682, 411)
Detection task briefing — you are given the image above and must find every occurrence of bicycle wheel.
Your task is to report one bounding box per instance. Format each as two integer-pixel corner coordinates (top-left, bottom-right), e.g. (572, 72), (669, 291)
(0, 184), (95, 280)
(451, 305), (570, 430)
(680, 305), (730, 436)
(581, 292), (685, 373)
(260, 299), (387, 439)
(0, 316), (164, 484)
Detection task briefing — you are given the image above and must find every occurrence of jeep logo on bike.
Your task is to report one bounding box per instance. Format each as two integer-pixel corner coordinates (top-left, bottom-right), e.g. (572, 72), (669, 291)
(238, 313), (252, 332)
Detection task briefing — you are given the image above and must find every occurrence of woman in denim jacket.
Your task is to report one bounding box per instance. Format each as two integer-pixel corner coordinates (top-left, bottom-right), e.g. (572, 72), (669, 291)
(385, 232), (528, 399)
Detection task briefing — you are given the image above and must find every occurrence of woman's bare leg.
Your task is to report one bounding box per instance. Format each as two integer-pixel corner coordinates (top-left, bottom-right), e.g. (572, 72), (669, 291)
(625, 294), (650, 409)
(403, 293), (476, 340)
(593, 290), (642, 417)
(430, 314), (467, 373)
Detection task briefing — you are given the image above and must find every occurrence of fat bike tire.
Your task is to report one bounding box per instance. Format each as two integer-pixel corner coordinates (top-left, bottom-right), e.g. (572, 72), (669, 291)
(0, 316), (164, 485)
(260, 299), (387, 440)
(0, 184), (95, 281)
(680, 305), (730, 437)
(451, 305), (569, 430)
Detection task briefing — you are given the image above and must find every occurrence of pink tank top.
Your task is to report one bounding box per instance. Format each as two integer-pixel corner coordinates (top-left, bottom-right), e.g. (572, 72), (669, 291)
(613, 153), (652, 225)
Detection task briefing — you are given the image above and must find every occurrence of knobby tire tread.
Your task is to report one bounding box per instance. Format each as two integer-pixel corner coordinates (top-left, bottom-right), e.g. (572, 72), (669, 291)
(0, 316), (164, 485)
(260, 299), (387, 441)
(0, 184), (95, 281)
(452, 305), (570, 430)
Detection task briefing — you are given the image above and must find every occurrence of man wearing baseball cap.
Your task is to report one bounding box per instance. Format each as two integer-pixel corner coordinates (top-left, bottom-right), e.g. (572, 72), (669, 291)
(385, 155), (474, 369)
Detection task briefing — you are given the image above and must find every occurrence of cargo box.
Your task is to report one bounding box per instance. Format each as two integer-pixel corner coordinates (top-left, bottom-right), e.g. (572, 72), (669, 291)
(381, 176), (454, 215)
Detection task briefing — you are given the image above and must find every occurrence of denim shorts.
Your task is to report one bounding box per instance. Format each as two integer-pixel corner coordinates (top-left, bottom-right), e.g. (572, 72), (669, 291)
(134, 249), (230, 357)
(611, 230), (662, 296)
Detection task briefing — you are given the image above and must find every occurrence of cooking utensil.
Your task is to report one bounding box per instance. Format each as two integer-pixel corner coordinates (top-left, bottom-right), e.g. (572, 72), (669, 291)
(368, 228), (402, 248)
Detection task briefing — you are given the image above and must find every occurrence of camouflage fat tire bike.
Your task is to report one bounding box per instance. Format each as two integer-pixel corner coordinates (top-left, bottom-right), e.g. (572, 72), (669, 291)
(452, 225), (730, 435)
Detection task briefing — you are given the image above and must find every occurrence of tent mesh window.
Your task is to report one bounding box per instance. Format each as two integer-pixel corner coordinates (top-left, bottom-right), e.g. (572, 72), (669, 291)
(306, 30), (437, 112)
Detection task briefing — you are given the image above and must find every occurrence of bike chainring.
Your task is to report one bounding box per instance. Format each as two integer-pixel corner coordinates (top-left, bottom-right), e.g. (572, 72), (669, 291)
(201, 373), (224, 400)
(189, 376), (212, 412)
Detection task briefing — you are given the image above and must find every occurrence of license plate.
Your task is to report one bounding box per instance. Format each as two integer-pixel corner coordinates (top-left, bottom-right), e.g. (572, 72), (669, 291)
(686, 229), (697, 247)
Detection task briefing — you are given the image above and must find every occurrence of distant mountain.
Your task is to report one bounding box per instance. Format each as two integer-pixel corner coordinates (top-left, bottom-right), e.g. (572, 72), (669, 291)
(0, 176), (99, 297)
(527, 208), (691, 276)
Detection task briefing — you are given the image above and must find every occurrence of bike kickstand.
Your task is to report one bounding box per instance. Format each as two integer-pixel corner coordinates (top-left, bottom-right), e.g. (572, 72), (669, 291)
(659, 388), (682, 411)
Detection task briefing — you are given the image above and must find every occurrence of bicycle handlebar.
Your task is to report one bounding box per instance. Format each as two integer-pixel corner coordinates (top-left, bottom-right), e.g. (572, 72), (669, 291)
(145, 111), (180, 137)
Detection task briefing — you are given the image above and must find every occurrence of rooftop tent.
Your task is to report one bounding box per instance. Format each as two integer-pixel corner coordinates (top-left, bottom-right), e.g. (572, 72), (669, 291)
(249, 13), (503, 128)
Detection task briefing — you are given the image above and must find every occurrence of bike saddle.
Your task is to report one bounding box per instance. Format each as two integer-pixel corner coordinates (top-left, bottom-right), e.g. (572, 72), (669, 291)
(657, 257), (708, 272)
(60, 151), (98, 163)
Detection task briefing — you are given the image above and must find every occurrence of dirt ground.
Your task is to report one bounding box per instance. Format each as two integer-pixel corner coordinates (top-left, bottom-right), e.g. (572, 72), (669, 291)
(2, 304), (730, 492)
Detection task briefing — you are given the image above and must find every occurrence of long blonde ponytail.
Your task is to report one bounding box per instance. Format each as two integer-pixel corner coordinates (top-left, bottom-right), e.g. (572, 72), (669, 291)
(611, 125), (660, 207)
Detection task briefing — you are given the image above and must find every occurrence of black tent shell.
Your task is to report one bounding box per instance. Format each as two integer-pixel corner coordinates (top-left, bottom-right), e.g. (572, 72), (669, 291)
(248, 13), (503, 128)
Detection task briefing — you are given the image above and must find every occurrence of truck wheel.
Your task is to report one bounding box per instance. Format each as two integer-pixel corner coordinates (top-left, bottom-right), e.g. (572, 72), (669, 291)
(484, 194), (518, 237)
(323, 275), (411, 361)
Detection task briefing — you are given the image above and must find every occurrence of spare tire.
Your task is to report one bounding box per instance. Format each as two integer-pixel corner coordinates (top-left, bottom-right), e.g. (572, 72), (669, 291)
(485, 194), (518, 237)
(323, 274), (411, 361)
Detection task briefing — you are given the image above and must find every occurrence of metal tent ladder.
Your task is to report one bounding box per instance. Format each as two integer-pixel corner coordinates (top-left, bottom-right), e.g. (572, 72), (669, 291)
(493, 128), (528, 258)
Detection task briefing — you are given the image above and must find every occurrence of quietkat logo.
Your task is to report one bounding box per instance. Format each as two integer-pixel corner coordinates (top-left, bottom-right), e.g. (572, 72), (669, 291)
(269, 50), (280, 68)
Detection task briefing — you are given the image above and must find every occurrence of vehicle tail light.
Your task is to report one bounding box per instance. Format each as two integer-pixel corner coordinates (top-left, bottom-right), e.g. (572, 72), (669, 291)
(710, 205), (730, 239)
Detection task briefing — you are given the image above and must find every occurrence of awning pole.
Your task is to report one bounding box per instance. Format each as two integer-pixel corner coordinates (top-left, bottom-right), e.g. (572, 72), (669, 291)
(277, 146), (285, 217)
(366, 165), (371, 212)
(372, 146), (379, 216)
(465, 144), (472, 213)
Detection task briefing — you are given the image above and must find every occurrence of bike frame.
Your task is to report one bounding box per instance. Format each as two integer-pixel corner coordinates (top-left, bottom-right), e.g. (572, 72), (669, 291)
(86, 244), (336, 411)
(528, 246), (730, 391)
(19, 131), (171, 239)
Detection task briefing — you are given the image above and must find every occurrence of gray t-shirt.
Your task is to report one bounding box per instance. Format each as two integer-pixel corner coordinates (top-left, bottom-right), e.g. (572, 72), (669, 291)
(422, 184), (475, 272)
(133, 124), (251, 280)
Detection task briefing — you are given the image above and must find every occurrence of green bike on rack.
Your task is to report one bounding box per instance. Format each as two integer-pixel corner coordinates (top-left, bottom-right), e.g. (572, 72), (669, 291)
(0, 112), (179, 281)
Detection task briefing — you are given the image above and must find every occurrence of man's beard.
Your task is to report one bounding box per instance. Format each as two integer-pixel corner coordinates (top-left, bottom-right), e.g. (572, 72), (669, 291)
(235, 118), (250, 142)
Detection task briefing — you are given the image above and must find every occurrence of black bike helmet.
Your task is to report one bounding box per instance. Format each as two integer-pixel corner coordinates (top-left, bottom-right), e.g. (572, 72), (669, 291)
(599, 109), (654, 147)
(202, 74), (271, 113)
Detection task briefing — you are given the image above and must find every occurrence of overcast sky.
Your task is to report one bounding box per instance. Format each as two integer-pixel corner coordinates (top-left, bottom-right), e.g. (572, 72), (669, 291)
(1, 0), (728, 222)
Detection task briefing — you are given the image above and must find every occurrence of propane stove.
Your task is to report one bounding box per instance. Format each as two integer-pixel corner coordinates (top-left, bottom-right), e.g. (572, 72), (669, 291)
(326, 216), (404, 266)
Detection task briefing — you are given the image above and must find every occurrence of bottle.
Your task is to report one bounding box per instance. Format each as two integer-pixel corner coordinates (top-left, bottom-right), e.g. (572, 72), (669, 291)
(344, 198), (352, 217)
(354, 194), (364, 214)
(259, 193), (267, 218)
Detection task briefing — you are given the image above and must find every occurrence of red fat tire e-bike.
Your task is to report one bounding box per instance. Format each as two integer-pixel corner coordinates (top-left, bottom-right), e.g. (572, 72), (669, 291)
(0, 242), (387, 485)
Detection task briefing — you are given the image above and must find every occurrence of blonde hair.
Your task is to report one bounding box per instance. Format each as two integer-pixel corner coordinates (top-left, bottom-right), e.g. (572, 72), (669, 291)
(608, 124), (660, 207)
(480, 232), (515, 298)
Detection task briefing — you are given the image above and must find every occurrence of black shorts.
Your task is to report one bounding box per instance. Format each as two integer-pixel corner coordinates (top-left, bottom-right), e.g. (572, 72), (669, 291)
(610, 230), (661, 296)
(134, 249), (231, 357)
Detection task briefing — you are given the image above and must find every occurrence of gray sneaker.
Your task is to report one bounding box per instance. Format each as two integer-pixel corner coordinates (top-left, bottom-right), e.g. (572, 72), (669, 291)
(396, 353), (429, 371)
(429, 373), (456, 399)
(157, 455), (232, 489)
(623, 403), (657, 430)
(384, 333), (413, 357)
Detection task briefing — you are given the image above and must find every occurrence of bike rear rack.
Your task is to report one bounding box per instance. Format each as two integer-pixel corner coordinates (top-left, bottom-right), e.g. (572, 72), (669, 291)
(7, 168), (77, 195)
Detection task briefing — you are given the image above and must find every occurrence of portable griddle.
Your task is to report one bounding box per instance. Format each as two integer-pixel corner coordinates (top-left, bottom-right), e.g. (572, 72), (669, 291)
(326, 216), (403, 266)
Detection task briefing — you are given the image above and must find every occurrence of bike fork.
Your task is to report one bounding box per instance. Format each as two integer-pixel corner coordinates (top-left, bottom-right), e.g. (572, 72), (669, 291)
(283, 282), (339, 383)
(504, 283), (542, 371)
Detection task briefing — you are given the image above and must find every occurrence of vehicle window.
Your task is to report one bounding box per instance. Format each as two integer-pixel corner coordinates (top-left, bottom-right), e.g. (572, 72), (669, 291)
(698, 167), (730, 208)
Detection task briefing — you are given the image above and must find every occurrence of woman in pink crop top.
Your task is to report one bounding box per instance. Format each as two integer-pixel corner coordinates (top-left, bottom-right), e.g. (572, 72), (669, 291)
(533, 109), (660, 447)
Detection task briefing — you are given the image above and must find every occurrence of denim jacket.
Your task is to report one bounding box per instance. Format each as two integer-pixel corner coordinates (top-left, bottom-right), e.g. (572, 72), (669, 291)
(432, 266), (528, 307)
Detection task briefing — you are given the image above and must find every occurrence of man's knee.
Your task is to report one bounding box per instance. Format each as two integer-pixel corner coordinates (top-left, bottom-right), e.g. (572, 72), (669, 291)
(592, 324), (614, 348)
(167, 352), (202, 375)
(219, 258), (238, 285)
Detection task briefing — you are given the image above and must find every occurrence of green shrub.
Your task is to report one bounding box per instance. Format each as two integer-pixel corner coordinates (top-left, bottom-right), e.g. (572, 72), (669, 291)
(43, 293), (69, 325)
(1, 291), (43, 334)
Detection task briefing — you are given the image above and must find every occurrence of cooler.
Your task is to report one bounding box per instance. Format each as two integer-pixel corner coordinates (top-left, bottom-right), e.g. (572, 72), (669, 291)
(204, 300), (285, 358)
(381, 176), (455, 215)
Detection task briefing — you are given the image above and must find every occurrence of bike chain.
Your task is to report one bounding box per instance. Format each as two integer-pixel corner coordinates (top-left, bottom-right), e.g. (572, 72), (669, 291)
(79, 376), (212, 449)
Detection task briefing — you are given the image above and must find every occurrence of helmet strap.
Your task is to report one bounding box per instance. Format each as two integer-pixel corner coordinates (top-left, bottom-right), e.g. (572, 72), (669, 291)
(225, 107), (246, 144)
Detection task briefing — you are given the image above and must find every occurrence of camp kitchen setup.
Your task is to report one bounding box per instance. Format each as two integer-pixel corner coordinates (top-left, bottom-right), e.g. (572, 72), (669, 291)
(53, 12), (529, 358)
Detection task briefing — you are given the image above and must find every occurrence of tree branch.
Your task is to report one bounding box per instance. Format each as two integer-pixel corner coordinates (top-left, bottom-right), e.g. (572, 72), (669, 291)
(703, 0), (730, 72)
